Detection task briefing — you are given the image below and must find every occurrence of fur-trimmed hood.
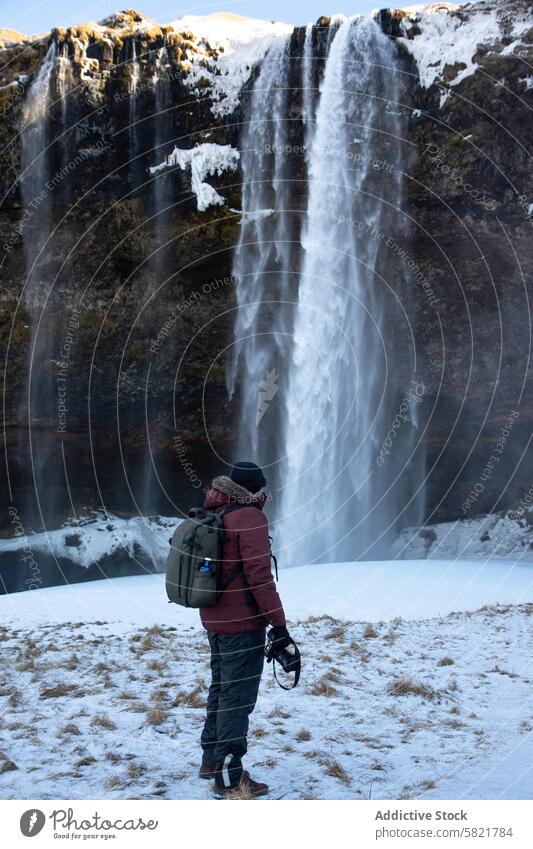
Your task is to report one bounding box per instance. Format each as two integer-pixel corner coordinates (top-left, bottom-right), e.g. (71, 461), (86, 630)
(204, 475), (266, 510)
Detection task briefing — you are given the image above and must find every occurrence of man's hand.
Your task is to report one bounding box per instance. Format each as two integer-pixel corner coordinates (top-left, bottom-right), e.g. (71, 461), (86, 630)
(269, 624), (292, 650)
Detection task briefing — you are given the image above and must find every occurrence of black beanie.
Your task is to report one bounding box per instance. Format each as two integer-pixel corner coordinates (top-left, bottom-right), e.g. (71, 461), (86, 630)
(230, 461), (266, 493)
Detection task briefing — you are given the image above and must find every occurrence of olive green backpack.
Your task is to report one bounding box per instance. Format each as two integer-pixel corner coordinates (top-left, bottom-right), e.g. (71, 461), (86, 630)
(166, 505), (246, 608)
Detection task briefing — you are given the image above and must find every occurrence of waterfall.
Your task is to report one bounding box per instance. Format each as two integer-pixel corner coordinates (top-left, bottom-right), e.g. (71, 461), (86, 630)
(227, 32), (296, 483)
(19, 39), (70, 528)
(231, 16), (425, 565)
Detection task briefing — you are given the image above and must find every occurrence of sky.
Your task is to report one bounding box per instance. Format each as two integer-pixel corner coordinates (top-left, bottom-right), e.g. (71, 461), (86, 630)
(0, 0), (457, 35)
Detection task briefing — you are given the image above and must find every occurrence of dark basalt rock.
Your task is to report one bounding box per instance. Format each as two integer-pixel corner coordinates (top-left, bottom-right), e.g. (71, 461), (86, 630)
(1, 0), (532, 545)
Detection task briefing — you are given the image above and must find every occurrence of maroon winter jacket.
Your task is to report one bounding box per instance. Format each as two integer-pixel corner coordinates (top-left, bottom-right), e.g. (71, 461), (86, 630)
(199, 484), (286, 635)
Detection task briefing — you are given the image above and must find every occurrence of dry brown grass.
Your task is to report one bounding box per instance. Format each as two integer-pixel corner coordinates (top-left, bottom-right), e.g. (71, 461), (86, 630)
(150, 688), (168, 703)
(172, 685), (205, 708)
(147, 659), (167, 672)
(117, 690), (137, 701)
(437, 657), (454, 666)
(363, 624), (379, 639)
(251, 726), (267, 738)
(220, 782), (255, 800)
(128, 761), (147, 779)
(325, 625), (347, 642)
(387, 678), (438, 700)
(61, 724), (81, 736)
(488, 665), (518, 679)
(323, 759), (350, 786)
(128, 702), (150, 713)
(296, 728), (312, 742)
(91, 714), (117, 731)
(75, 756), (96, 767)
(8, 688), (21, 707)
(41, 682), (81, 699)
(268, 706), (290, 719)
(105, 776), (124, 790)
(105, 752), (122, 763)
(307, 679), (339, 697)
(147, 708), (166, 726)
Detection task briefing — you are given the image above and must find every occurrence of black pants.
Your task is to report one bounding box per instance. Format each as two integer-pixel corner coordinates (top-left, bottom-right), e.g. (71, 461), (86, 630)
(200, 629), (265, 788)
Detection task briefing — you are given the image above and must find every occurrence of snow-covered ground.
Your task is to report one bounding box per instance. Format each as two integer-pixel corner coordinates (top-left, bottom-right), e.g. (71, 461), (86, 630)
(395, 509), (533, 561)
(0, 513), (177, 573)
(0, 560), (531, 800)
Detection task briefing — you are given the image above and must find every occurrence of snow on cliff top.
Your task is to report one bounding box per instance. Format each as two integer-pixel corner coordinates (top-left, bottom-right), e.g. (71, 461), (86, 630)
(169, 12), (293, 116)
(399, 0), (533, 99)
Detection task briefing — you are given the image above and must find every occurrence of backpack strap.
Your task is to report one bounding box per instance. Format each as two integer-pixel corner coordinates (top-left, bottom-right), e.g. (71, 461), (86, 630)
(220, 504), (255, 606)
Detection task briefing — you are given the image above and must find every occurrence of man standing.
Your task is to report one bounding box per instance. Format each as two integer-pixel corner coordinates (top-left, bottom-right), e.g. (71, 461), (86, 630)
(199, 461), (291, 798)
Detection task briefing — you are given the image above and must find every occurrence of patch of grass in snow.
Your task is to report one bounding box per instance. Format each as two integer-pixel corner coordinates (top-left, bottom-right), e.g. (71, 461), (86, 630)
(105, 776), (125, 790)
(307, 678), (340, 697)
(8, 688), (22, 707)
(150, 688), (169, 703)
(487, 665), (518, 678)
(147, 707), (166, 726)
(127, 761), (147, 779)
(41, 683), (81, 699)
(117, 690), (137, 700)
(325, 625), (347, 642)
(60, 724), (81, 736)
(322, 758), (350, 786)
(437, 656), (454, 666)
(363, 624), (379, 639)
(387, 678), (439, 700)
(128, 702), (150, 713)
(296, 728), (312, 742)
(147, 659), (168, 672)
(75, 756), (96, 767)
(172, 685), (205, 708)
(268, 705), (290, 719)
(90, 714), (117, 730)
(251, 726), (267, 738)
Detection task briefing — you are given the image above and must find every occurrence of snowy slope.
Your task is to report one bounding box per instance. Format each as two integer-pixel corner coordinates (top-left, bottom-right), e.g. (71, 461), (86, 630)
(394, 509), (533, 561)
(0, 513), (178, 573)
(399, 0), (533, 102)
(0, 561), (531, 800)
(1, 558), (532, 627)
(171, 12), (293, 116)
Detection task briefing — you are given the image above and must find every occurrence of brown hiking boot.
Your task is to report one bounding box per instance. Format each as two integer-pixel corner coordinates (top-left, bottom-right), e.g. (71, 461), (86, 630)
(214, 770), (269, 799)
(199, 761), (217, 780)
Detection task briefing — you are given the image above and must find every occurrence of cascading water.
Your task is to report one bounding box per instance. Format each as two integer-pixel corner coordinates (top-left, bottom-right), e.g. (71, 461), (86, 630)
(19, 40), (69, 527)
(231, 15), (425, 564)
(227, 33), (297, 483)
